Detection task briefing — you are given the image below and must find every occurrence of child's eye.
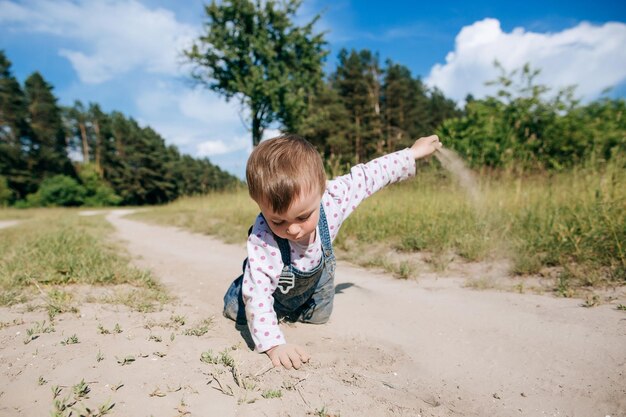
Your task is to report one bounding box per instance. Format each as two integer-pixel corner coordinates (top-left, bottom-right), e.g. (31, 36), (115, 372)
(297, 214), (312, 221)
(271, 220), (284, 226)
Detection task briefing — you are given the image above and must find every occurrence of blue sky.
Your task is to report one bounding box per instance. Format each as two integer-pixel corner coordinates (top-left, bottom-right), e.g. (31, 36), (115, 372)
(1, 0), (626, 178)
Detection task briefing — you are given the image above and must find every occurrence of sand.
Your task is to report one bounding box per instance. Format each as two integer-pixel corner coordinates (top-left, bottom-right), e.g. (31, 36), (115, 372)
(0, 210), (624, 416)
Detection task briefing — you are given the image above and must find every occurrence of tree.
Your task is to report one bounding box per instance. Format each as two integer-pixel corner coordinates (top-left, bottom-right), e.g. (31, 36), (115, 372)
(184, 0), (327, 146)
(332, 49), (382, 162)
(24, 72), (73, 181)
(64, 101), (92, 164)
(381, 61), (431, 152)
(0, 51), (31, 199)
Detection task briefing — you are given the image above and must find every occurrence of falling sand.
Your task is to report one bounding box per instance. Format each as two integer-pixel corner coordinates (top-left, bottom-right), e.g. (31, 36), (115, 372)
(434, 147), (482, 206)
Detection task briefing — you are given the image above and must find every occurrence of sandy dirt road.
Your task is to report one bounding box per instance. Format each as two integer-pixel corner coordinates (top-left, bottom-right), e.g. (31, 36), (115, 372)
(1, 210), (625, 417)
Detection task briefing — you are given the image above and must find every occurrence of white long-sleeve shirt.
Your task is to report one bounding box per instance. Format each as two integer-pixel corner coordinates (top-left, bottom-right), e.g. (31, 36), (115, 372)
(242, 149), (416, 352)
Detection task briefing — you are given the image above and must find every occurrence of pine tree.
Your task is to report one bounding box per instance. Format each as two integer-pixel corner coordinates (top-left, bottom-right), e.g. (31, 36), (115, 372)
(24, 72), (73, 181)
(332, 49), (383, 162)
(0, 51), (32, 199)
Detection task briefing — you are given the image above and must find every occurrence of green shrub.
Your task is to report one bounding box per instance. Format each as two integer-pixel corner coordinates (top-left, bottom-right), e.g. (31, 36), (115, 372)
(78, 164), (121, 207)
(0, 176), (13, 206)
(27, 175), (86, 207)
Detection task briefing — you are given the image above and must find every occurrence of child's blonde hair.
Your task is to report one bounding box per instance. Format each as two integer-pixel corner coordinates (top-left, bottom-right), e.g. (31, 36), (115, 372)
(246, 134), (326, 214)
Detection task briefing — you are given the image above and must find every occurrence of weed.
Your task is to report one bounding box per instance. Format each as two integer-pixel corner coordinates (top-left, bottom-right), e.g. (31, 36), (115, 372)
(116, 356), (135, 366)
(60, 334), (79, 345)
(581, 294), (600, 308)
(0, 318), (24, 330)
(46, 288), (78, 320)
(396, 261), (414, 279)
(617, 304), (626, 311)
(97, 324), (110, 334)
(148, 334), (162, 342)
(261, 389), (282, 399)
(72, 379), (90, 399)
(52, 385), (62, 399)
(96, 350), (104, 362)
(24, 320), (55, 344)
(113, 323), (122, 333)
(38, 376), (47, 385)
(200, 350), (219, 365)
(183, 317), (214, 337)
(464, 276), (496, 290)
(171, 315), (186, 327)
(149, 387), (166, 397)
(81, 400), (115, 416)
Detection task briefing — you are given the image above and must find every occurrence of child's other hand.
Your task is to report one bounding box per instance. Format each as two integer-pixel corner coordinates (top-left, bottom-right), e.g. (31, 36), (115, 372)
(265, 343), (310, 370)
(410, 135), (442, 160)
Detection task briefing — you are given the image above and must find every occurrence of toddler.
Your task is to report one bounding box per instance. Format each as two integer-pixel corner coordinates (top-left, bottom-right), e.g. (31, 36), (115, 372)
(224, 133), (442, 369)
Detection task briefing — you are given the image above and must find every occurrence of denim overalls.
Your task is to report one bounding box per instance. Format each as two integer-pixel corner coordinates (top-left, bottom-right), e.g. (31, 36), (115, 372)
(223, 204), (336, 325)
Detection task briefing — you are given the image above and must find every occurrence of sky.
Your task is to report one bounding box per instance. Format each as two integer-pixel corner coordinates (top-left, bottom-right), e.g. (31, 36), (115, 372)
(1, 0), (625, 178)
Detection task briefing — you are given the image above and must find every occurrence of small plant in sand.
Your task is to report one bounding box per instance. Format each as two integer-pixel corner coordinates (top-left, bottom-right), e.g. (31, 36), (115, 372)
(52, 385), (62, 399)
(46, 288), (79, 320)
(148, 334), (162, 342)
(97, 324), (110, 334)
(183, 317), (214, 337)
(0, 318), (25, 330)
(72, 379), (91, 399)
(50, 381), (114, 417)
(581, 294), (600, 308)
(96, 350), (104, 362)
(200, 350), (220, 365)
(311, 406), (340, 417)
(99, 323), (122, 334)
(24, 320), (55, 344)
(38, 376), (48, 385)
(60, 334), (79, 345)
(171, 315), (186, 327)
(116, 355), (135, 366)
(617, 304), (626, 311)
(261, 389), (282, 399)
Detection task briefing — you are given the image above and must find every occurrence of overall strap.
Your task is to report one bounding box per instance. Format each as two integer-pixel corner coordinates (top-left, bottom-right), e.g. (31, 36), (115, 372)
(274, 203), (331, 269)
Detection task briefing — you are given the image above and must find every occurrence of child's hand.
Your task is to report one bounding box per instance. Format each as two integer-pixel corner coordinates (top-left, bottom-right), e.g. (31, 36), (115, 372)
(265, 343), (310, 370)
(410, 135), (442, 160)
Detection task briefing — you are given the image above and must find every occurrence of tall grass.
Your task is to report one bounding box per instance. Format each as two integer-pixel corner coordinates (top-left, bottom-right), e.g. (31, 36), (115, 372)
(0, 210), (167, 308)
(132, 161), (625, 292)
(129, 188), (258, 244)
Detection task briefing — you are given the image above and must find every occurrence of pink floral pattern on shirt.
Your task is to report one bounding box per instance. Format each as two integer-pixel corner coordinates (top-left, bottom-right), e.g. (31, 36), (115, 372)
(242, 148), (416, 352)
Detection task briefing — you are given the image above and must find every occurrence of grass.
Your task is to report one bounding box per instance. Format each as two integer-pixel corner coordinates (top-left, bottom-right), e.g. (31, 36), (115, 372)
(130, 160), (625, 295)
(128, 187), (256, 244)
(0, 209), (169, 310)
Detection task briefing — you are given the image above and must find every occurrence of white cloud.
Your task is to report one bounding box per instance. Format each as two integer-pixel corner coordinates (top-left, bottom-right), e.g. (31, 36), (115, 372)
(134, 81), (247, 149)
(426, 18), (626, 102)
(197, 135), (250, 157)
(0, 0), (197, 83)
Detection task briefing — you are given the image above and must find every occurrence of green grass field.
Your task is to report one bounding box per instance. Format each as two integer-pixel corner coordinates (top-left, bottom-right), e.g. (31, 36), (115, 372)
(131, 161), (625, 295)
(0, 210), (168, 314)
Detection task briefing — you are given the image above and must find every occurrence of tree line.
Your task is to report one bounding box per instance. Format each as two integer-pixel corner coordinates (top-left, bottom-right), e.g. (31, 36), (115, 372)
(187, 0), (624, 174)
(0, 51), (239, 207)
(3, 0), (625, 207)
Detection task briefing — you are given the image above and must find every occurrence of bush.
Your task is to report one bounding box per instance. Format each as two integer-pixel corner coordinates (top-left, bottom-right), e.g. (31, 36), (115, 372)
(0, 176), (13, 206)
(27, 175), (86, 207)
(78, 164), (121, 207)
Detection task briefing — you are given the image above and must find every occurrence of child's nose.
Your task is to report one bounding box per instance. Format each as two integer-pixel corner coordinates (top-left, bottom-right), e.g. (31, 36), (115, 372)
(287, 224), (300, 235)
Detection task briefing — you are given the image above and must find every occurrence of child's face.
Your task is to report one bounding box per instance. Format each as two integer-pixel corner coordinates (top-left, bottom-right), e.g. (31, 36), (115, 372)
(258, 189), (322, 246)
